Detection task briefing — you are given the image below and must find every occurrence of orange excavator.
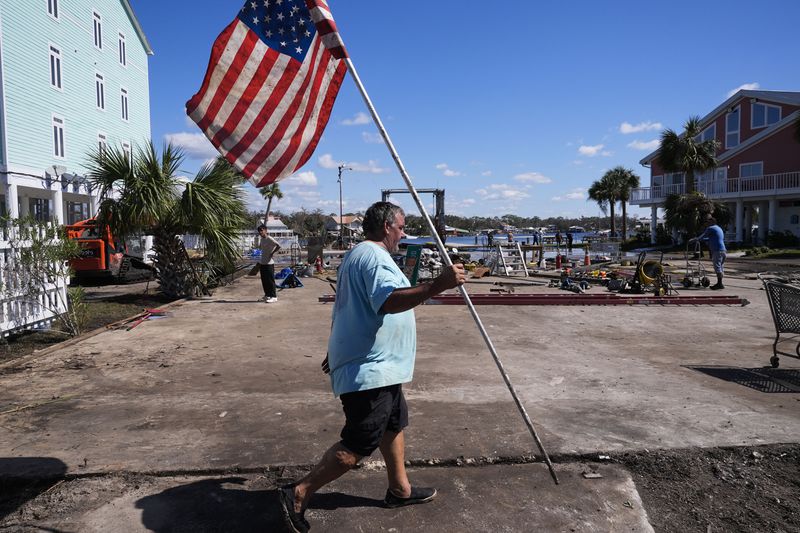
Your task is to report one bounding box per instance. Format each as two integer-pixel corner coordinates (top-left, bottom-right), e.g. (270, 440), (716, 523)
(65, 218), (155, 282)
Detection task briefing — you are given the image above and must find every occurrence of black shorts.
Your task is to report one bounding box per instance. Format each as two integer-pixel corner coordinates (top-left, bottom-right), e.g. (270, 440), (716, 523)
(339, 384), (408, 457)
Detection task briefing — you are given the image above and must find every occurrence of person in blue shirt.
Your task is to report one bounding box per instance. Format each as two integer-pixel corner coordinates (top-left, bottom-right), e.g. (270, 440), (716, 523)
(278, 202), (466, 533)
(691, 217), (727, 290)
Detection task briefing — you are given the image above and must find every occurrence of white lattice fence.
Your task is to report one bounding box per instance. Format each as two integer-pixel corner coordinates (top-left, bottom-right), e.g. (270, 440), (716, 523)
(0, 222), (69, 336)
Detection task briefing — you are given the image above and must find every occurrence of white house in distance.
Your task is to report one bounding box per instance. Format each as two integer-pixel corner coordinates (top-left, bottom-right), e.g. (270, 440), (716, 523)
(0, 0), (153, 223)
(632, 90), (800, 244)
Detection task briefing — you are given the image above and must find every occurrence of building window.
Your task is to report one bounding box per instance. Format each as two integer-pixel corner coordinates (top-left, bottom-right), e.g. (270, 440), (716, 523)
(725, 106), (740, 148)
(740, 162), (763, 179)
(98, 133), (108, 155)
(693, 124), (716, 143)
(95, 73), (105, 109)
(118, 33), (127, 66)
(93, 12), (103, 49)
(52, 115), (65, 158)
(66, 202), (89, 224)
(30, 198), (51, 222)
(120, 88), (129, 121)
(49, 45), (62, 89)
(751, 102), (781, 129)
(122, 141), (132, 161)
(48, 0), (59, 19)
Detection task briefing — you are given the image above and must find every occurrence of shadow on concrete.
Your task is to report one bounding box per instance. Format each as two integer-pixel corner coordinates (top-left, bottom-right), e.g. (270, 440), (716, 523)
(135, 477), (282, 532)
(687, 366), (800, 393)
(0, 457), (67, 520)
(308, 491), (384, 510)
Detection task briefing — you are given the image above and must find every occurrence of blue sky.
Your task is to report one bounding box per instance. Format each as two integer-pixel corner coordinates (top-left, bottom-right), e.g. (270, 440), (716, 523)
(134, 0), (800, 220)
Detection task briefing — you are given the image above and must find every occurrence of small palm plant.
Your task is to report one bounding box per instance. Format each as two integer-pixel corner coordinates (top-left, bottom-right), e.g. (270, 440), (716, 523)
(87, 142), (247, 298)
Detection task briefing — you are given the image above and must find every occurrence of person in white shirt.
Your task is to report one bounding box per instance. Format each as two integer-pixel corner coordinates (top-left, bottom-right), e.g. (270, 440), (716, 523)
(257, 225), (281, 303)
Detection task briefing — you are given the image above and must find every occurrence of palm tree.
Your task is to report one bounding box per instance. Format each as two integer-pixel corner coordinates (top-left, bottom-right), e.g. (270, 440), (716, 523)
(658, 116), (719, 194)
(603, 166), (640, 241)
(259, 183), (283, 226)
(664, 192), (732, 242)
(588, 173), (618, 238)
(87, 142), (247, 298)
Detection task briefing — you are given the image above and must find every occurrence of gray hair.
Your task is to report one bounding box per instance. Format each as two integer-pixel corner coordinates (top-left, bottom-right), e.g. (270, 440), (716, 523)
(362, 201), (404, 236)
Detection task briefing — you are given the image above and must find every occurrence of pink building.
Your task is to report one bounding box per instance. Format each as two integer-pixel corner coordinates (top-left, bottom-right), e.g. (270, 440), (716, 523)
(632, 90), (800, 243)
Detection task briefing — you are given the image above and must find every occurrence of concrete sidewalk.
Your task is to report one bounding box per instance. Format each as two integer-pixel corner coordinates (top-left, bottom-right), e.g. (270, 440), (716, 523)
(1, 274), (798, 530)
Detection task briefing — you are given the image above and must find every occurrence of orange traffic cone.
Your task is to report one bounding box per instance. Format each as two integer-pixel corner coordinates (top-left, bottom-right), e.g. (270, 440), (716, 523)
(315, 255), (323, 273)
(555, 254), (562, 269)
(584, 247), (591, 266)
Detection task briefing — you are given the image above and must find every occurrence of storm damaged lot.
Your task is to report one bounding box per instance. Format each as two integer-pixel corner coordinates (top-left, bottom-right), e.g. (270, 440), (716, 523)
(1, 274), (799, 532)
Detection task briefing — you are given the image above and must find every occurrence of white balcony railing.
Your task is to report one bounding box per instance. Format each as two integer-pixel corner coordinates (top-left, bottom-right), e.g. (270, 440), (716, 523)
(631, 171), (800, 203)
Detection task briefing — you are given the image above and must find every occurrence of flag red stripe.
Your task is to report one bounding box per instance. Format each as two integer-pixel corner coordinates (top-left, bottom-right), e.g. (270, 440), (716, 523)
(186, 20), (238, 114)
(315, 19), (338, 36)
(260, 51), (337, 183)
(242, 45), (331, 177)
(210, 48), (281, 148)
(283, 62), (347, 183)
(227, 37), (323, 165)
(196, 29), (260, 132)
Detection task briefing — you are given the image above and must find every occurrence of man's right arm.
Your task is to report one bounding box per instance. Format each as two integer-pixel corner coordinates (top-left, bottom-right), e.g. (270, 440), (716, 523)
(381, 264), (466, 314)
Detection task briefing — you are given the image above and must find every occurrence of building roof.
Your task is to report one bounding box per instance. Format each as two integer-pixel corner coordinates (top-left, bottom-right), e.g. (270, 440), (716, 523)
(639, 90), (800, 166)
(122, 0), (154, 56)
(330, 215), (362, 225)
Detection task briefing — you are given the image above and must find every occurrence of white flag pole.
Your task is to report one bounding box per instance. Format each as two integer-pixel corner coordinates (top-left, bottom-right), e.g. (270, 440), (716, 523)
(343, 57), (559, 485)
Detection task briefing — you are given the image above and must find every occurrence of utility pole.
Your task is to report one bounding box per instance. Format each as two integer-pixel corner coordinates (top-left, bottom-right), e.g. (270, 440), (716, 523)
(337, 164), (352, 249)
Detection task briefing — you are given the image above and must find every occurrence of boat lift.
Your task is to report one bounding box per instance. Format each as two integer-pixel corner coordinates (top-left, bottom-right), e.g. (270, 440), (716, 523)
(381, 188), (446, 243)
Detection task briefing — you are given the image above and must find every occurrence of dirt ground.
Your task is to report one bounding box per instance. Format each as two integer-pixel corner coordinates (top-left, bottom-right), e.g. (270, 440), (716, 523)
(0, 284), (174, 365)
(616, 444), (800, 533)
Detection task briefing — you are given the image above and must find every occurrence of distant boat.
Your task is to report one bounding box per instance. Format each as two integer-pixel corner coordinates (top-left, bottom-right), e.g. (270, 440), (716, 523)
(568, 225), (585, 233)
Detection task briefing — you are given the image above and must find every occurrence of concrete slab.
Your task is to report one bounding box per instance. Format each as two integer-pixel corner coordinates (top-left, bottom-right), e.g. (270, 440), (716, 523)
(0, 275), (798, 478)
(4, 463), (653, 532)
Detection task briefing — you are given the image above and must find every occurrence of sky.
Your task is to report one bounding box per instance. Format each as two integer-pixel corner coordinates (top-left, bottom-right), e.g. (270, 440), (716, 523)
(133, 0), (800, 221)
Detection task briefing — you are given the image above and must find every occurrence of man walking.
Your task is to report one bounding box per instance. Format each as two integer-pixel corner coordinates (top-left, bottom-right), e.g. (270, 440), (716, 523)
(691, 217), (726, 290)
(257, 224), (281, 302)
(278, 202), (466, 532)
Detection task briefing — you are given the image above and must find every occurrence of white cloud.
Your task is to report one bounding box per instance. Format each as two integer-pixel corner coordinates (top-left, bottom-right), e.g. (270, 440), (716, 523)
(619, 121), (663, 134)
(552, 188), (586, 201)
(340, 112), (370, 126)
(164, 132), (219, 160)
(318, 153), (390, 174)
(476, 184), (529, 201)
(361, 131), (383, 144)
(513, 172), (552, 184)
(435, 163), (462, 177)
(481, 170), (492, 177)
(727, 82), (760, 97)
(627, 139), (660, 151)
(284, 171), (318, 187)
(578, 144), (611, 157)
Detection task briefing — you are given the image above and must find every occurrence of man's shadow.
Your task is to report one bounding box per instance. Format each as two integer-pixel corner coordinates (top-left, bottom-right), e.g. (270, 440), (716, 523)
(135, 477), (383, 532)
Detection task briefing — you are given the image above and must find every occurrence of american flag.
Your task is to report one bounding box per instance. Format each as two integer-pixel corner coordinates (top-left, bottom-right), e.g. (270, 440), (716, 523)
(186, 0), (348, 187)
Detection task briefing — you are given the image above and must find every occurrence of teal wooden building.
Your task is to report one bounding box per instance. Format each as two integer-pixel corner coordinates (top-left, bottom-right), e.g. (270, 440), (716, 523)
(0, 0), (152, 224)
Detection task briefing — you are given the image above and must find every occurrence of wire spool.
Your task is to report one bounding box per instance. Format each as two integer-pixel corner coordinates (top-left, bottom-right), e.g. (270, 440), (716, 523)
(639, 260), (664, 285)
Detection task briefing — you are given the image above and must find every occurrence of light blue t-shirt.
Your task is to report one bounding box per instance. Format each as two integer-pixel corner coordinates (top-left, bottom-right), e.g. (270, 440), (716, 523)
(327, 241), (416, 397)
(698, 225), (726, 253)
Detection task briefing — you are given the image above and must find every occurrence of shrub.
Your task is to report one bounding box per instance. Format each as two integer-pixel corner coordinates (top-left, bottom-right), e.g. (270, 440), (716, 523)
(766, 230), (800, 249)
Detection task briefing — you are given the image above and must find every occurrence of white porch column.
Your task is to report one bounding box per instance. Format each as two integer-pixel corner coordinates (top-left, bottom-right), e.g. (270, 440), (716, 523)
(735, 198), (744, 242)
(6, 183), (19, 218)
(52, 188), (64, 224)
(758, 201), (768, 244)
(650, 206), (658, 244)
(768, 198), (778, 236)
(89, 193), (98, 218)
(743, 204), (753, 243)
